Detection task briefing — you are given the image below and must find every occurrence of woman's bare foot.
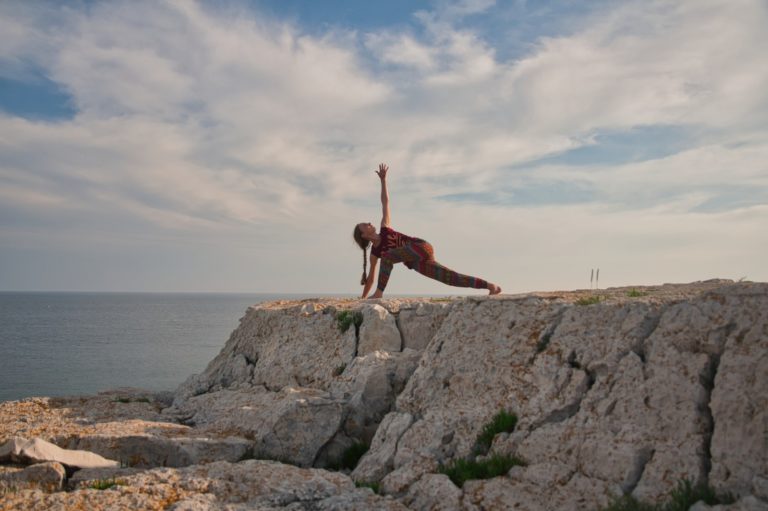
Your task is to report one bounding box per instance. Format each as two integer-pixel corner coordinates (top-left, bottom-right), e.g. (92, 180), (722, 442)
(369, 290), (384, 299)
(488, 283), (502, 295)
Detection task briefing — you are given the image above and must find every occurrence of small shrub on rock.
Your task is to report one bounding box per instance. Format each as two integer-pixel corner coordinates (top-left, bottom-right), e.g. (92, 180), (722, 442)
(439, 454), (525, 488)
(475, 410), (518, 455)
(355, 481), (381, 494)
(575, 295), (603, 306)
(600, 479), (735, 511)
(89, 478), (126, 490)
(336, 310), (363, 333)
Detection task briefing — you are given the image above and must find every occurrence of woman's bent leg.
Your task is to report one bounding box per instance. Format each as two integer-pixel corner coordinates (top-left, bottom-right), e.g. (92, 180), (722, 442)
(416, 259), (489, 289)
(376, 242), (432, 292)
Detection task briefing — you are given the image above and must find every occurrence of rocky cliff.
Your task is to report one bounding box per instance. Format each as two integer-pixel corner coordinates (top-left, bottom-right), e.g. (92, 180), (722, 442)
(1, 280), (766, 511)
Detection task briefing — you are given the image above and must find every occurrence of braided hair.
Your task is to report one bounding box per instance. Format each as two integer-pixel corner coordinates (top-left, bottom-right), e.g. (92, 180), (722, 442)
(353, 224), (371, 285)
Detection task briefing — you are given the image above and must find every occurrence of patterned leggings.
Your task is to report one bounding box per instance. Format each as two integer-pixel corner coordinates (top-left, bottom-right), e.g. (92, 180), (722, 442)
(377, 240), (489, 292)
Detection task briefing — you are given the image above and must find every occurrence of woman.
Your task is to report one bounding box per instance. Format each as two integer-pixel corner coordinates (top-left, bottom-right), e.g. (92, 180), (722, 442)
(353, 163), (502, 299)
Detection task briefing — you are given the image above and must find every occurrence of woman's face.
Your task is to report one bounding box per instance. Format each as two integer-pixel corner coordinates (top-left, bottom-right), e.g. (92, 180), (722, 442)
(357, 222), (376, 237)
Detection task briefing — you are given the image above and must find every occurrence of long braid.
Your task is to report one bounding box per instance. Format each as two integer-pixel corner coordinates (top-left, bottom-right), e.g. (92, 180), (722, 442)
(360, 246), (367, 285)
(353, 224), (371, 286)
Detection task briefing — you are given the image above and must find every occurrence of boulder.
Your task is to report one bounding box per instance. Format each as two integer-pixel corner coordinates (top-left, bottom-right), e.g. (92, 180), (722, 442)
(402, 473), (463, 511)
(174, 303), (357, 406)
(358, 304), (402, 355)
(0, 462), (66, 492)
(396, 301), (451, 351)
(708, 286), (768, 500)
(330, 350), (421, 441)
(352, 412), (413, 483)
(171, 386), (343, 467)
(0, 437), (118, 469)
(57, 433), (251, 468)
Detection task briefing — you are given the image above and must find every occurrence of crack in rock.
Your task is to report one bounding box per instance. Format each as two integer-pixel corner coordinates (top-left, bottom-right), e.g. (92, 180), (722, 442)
(700, 352), (721, 486)
(534, 307), (567, 358)
(623, 448), (654, 494)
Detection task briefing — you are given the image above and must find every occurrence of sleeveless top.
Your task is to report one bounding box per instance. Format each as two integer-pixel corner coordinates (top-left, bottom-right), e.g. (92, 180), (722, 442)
(371, 227), (424, 268)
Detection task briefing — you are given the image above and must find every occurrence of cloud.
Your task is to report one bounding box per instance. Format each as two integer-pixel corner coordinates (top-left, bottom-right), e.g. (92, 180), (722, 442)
(0, 0), (766, 291)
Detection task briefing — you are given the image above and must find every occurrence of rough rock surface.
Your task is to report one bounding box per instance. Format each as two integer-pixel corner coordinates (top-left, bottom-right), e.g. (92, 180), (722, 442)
(0, 437), (118, 469)
(0, 392), (250, 468)
(0, 462), (65, 492)
(2, 460), (408, 510)
(1, 280), (766, 510)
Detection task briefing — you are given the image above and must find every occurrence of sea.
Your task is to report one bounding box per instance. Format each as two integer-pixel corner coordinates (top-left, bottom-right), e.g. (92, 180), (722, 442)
(0, 292), (353, 403)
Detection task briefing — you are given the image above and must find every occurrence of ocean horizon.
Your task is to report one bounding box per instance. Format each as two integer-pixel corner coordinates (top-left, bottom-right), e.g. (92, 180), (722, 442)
(0, 291), (357, 403)
(0, 290), (461, 403)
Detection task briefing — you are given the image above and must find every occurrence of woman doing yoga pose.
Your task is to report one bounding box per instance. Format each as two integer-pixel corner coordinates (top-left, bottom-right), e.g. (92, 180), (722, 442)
(353, 164), (502, 299)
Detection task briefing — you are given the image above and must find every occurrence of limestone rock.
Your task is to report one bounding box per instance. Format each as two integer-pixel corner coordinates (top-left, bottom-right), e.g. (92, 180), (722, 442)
(397, 301), (451, 351)
(2, 460), (400, 511)
(709, 286), (768, 499)
(379, 455), (438, 496)
(68, 466), (145, 488)
(0, 437), (118, 469)
(462, 473), (616, 511)
(58, 432), (251, 468)
(402, 473), (462, 511)
(352, 412), (413, 483)
(284, 488), (410, 510)
(330, 350), (421, 442)
(0, 462), (65, 492)
(362, 283), (768, 505)
(3, 281), (767, 510)
(174, 303), (357, 406)
(172, 387), (343, 467)
(358, 304), (402, 355)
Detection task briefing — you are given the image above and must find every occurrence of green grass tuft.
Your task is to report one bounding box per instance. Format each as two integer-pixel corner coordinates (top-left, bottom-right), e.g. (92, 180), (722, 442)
(336, 310), (364, 333)
(575, 295), (603, 306)
(355, 481), (381, 494)
(626, 289), (648, 298)
(439, 453), (525, 488)
(664, 479), (734, 511)
(475, 410), (518, 455)
(89, 478), (126, 490)
(599, 480), (735, 511)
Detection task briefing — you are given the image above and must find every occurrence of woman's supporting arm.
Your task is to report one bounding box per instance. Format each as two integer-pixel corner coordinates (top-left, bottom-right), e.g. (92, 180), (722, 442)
(361, 255), (379, 298)
(376, 163), (390, 228)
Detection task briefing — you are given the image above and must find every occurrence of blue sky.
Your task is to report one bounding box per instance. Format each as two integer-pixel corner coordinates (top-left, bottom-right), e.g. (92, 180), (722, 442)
(1, 0), (766, 293)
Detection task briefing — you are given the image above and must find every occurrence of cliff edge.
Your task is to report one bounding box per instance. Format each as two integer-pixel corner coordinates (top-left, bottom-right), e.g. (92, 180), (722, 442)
(1, 280), (766, 510)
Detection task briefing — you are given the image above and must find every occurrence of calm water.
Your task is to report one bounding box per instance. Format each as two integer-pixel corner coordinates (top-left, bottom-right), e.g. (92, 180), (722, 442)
(0, 292), (346, 402)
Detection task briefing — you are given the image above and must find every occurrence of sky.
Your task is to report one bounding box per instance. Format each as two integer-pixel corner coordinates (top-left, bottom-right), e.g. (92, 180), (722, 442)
(0, 0), (766, 294)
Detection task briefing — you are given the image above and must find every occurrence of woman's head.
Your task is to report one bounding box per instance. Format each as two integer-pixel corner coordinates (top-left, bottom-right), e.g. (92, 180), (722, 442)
(353, 223), (374, 285)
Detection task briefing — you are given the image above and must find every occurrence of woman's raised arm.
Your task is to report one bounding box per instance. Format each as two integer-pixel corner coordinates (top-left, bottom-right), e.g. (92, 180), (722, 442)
(376, 163), (390, 228)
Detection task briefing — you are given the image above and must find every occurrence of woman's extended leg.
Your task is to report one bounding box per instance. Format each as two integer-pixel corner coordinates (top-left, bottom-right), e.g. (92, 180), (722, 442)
(415, 259), (489, 289)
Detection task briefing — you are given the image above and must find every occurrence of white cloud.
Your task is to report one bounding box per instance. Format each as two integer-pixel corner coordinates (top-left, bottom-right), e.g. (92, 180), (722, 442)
(0, 0), (766, 291)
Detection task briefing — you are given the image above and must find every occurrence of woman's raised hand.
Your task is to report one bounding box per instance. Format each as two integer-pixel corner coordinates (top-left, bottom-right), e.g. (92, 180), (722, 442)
(375, 163), (388, 180)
